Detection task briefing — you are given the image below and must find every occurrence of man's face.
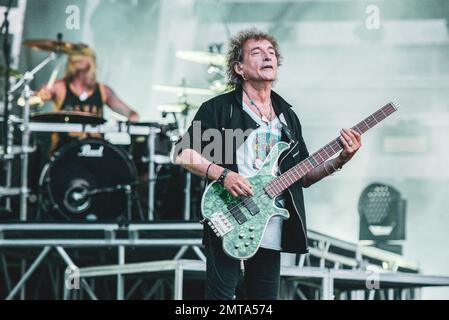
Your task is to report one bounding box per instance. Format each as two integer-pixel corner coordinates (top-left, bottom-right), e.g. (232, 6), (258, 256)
(239, 39), (278, 83)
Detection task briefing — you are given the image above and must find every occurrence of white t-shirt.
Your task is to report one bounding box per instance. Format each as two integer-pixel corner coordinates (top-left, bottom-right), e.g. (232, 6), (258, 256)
(236, 101), (284, 251)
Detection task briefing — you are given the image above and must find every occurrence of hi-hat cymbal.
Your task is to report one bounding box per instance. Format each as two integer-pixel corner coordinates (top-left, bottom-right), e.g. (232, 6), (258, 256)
(153, 84), (214, 96)
(23, 39), (94, 55)
(157, 103), (199, 114)
(176, 51), (225, 66)
(0, 65), (22, 78)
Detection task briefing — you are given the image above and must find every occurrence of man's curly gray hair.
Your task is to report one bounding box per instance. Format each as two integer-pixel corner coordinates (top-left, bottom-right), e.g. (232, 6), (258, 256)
(226, 28), (283, 89)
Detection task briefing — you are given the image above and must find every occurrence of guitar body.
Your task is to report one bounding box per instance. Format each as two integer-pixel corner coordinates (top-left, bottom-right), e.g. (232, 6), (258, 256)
(201, 141), (291, 260)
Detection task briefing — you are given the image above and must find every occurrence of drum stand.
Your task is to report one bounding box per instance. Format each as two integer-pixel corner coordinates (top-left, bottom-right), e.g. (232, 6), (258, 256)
(183, 170), (191, 221)
(85, 184), (135, 222)
(0, 115), (17, 212)
(147, 130), (156, 221)
(179, 107), (192, 221)
(8, 52), (56, 221)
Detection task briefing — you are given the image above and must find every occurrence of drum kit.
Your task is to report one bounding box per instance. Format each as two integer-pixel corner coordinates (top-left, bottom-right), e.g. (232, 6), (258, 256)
(0, 35), (227, 223)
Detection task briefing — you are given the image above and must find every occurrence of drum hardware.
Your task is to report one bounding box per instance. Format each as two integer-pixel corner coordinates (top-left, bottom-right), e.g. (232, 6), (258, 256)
(153, 82), (215, 97)
(0, 187), (22, 198)
(157, 102), (199, 114)
(60, 182), (137, 222)
(2, 34), (191, 222)
(0, 65), (22, 79)
(0, 145), (36, 159)
(28, 121), (160, 135)
(23, 36), (94, 56)
(7, 51), (57, 221)
(135, 163), (205, 221)
(158, 102), (199, 133)
(127, 121), (190, 221)
(175, 47), (227, 94)
(3, 34), (212, 222)
(30, 111), (106, 125)
(175, 50), (225, 66)
(0, 114), (16, 211)
(17, 95), (44, 108)
(24, 120), (161, 221)
(147, 129), (157, 221)
(16, 44), (64, 108)
(1, 3), (15, 213)
(38, 139), (141, 222)
(3, 34), (75, 220)
(155, 97), (202, 221)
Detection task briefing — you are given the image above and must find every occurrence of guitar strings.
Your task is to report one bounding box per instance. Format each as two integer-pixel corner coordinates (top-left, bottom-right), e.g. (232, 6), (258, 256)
(215, 188), (274, 221)
(209, 107), (395, 224)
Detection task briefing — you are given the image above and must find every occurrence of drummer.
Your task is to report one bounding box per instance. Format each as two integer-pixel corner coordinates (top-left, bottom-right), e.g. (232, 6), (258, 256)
(36, 49), (139, 151)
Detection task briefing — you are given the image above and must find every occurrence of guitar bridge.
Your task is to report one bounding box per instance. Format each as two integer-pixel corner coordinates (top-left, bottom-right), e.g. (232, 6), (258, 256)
(208, 212), (234, 237)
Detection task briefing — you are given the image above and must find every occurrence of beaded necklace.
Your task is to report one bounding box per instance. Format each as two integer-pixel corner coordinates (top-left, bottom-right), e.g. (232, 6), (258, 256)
(243, 89), (275, 169)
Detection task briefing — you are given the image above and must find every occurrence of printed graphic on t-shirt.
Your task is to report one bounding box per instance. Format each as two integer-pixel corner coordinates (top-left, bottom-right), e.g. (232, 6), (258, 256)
(251, 131), (281, 171)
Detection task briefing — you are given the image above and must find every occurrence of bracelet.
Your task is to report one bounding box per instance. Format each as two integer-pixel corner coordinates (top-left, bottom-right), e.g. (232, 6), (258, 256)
(323, 161), (333, 176)
(217, 168), (230, 186)
(206, 162), (214, 180)
(331, 159), (342, 172)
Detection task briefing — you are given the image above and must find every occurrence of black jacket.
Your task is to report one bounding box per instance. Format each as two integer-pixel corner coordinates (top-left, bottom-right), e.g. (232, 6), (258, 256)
(175, 86), (310, 254)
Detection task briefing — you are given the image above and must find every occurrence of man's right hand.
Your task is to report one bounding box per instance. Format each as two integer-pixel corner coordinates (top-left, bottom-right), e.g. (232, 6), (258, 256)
(223, 171), (253, 198)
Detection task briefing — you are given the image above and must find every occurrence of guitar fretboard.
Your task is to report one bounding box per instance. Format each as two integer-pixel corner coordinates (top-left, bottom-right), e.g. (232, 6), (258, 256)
(264, 102), (399, 198)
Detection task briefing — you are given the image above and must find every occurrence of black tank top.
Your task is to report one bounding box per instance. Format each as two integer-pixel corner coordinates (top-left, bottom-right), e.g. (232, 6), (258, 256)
(60, 81), (104, 117)
(52, 81), (105, 152)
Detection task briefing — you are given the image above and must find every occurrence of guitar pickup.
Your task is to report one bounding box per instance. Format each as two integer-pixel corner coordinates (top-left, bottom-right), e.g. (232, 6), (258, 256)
(227, 204), (247, 224)
(241, 197), (260, 216)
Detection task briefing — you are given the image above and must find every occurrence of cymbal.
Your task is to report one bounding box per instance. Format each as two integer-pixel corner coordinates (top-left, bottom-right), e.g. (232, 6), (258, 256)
(176, 51), (225, 66)
(157, 103), (199, 114)
(23, 39), (94, 55)
(153, 84), (214, 96)
(0, 65), (22, 78)
(31, 111), (105, 125)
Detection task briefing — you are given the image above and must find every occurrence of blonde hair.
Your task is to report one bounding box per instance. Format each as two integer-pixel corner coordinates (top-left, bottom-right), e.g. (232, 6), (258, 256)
(64, 51), (97, 88)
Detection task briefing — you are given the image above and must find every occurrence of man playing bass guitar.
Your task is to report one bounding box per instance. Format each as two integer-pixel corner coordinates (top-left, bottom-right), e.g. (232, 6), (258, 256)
(174, 28), (361, 300)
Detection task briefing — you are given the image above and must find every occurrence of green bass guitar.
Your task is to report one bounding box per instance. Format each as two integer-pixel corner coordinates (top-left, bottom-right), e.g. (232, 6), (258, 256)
(200, 102), (398, 260)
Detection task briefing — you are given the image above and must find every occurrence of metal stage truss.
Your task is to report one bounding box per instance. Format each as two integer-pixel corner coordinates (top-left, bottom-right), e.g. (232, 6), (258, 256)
(1, 222), (449, 300)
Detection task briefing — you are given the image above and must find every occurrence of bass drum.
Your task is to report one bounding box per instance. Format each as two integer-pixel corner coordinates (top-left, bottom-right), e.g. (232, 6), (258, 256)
(39, 139), (137, 221)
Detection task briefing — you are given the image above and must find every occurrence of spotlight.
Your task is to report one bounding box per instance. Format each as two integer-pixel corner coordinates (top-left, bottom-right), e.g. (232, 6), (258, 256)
(358, 183), (407, 254)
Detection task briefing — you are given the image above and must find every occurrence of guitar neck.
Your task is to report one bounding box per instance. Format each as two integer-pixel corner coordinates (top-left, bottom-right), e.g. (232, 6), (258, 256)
(265, 101), (399, 198)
